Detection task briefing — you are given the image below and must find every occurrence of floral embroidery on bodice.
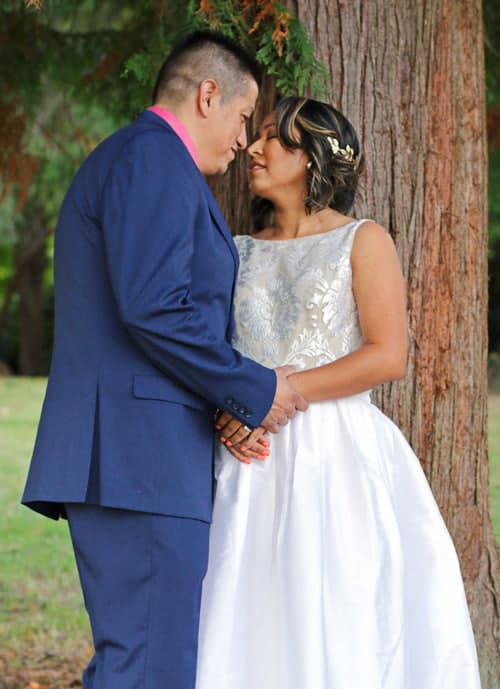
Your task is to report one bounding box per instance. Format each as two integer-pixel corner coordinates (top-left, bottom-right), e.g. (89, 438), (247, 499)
(232, 219), (366, 371)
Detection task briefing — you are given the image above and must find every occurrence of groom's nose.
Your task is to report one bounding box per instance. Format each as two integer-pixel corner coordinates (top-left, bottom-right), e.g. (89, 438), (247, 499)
(236, 124), (248, 150)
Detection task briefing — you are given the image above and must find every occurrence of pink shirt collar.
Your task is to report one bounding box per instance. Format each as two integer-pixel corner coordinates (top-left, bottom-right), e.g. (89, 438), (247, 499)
(147, 105), (199, 168)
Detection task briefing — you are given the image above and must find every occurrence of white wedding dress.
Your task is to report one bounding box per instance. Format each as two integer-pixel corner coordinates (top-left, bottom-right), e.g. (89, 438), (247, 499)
(195, 219), (481, 689)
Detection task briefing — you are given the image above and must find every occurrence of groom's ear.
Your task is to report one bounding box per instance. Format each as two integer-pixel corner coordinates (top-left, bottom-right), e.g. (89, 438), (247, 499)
(198, 79), (220, 118)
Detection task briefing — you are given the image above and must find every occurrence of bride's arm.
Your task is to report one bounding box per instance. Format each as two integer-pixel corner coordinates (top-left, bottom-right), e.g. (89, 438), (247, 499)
(288, 221), (407, 402)
(217, 222), (406, 462)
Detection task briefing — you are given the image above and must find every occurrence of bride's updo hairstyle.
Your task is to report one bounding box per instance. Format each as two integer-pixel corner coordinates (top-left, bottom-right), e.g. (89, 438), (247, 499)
(251, 96), (363, 231)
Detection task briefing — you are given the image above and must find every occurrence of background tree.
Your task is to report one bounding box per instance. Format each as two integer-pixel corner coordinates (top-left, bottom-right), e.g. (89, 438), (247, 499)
(0, 0), (177, 372)
(1, 0), (498, 683)
(0, 0), (324, 372)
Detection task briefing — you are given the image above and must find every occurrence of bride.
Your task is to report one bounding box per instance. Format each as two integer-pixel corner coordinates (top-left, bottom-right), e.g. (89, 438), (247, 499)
(195, 96), (481, 689)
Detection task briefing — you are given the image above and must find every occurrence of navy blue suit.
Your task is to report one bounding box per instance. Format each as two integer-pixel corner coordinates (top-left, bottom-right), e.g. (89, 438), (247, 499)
(22, 111), (276, 688)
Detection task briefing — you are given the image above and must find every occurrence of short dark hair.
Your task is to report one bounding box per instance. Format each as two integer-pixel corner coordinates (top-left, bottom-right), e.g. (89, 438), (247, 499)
(152, 30), (262, 104)
(252, 96), (364, 230)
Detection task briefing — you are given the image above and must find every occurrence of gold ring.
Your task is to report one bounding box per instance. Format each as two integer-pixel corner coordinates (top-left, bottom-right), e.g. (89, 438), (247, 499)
(243, 425), (252, 434)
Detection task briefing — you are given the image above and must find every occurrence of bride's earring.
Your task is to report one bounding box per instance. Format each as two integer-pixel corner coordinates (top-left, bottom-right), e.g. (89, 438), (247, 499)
(307, 161), (312, 169)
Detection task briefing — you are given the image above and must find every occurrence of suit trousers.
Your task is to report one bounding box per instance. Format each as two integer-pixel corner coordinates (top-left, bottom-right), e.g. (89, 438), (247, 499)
(66, 504), (210, 689)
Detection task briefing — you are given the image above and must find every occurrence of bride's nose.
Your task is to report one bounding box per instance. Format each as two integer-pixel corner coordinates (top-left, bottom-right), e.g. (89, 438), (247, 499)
(248, 136), (263, 158)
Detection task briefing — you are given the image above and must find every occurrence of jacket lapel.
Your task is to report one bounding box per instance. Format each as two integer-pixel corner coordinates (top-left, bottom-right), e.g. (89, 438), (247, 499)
(202, 181), (239, 269)
(135, 112), (239, 267)
(201, 181), (240, 341)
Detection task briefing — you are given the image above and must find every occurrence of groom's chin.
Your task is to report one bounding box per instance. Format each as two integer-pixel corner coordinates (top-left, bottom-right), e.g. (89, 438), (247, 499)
(204, 161), (229, 176)
(217, 159), (232, 176)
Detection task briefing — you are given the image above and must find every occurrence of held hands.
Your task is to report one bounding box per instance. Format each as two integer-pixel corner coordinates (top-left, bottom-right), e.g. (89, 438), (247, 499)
(215, 410), (270, 464)
(215, 366), (308, 464)
(260, 366), (308, 433)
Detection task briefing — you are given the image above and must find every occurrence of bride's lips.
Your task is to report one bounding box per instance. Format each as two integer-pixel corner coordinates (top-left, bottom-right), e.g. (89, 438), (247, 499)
(249, 161), (266, 173)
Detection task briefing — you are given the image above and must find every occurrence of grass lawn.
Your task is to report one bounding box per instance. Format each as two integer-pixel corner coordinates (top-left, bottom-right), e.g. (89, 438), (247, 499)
(0, 377), (499, 685)
(0, 377), (91, 687)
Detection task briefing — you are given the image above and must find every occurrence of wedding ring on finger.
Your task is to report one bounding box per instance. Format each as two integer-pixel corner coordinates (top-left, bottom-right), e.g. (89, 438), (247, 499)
(242, 425), (252, 435)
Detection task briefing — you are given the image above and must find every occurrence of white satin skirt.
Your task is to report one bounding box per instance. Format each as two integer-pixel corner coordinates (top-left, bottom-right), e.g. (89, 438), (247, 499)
(195, 393), (481, 689)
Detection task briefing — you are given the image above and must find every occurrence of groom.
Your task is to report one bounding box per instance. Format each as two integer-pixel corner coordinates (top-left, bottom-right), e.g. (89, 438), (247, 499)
(22, 31), (306, 689)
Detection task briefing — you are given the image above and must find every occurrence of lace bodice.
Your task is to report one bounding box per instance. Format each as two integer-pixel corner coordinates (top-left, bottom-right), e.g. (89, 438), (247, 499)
(232, 219), (366, 371)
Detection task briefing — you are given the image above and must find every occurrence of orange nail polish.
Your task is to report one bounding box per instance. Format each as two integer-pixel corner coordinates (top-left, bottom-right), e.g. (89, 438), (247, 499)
(215, 424), (222, 430)
(241, 445), (248, 452)
(226, 440), (232, 447)
(220, 436), (226, 442)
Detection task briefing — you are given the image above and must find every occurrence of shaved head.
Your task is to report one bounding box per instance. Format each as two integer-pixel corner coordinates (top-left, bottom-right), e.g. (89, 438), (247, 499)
(153, 31), (261, 106)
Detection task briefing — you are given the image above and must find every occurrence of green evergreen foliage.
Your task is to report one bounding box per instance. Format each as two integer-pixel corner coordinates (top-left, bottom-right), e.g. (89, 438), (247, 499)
(0, 1), (498, 365)
(485, 0), (500, 350)
(0, 1), (329, 371)
(188, 0), (328, 97)
(485, 0), (500, 237)
(123, 1), (328, 111)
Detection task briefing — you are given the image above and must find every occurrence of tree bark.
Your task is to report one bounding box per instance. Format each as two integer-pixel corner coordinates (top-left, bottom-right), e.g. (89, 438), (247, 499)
(211, 0), (499, 683)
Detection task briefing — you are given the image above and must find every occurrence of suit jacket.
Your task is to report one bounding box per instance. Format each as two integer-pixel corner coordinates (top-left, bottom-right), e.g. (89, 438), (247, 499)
(22, 111), (276, 522)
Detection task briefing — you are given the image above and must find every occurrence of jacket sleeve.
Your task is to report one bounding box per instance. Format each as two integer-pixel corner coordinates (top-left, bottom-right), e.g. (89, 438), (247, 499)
(100, 130), (276, 427)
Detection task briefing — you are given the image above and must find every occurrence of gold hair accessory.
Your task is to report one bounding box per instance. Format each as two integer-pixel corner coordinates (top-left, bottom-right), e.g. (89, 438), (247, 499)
(327, 136), (355, 163)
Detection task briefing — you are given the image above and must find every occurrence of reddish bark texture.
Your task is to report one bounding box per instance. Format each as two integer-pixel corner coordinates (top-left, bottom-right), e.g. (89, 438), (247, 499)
(211, 0), (499, 683)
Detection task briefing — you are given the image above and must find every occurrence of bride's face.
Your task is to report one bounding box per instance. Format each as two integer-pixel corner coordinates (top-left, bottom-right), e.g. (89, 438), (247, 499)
(247, 113), (309, 201)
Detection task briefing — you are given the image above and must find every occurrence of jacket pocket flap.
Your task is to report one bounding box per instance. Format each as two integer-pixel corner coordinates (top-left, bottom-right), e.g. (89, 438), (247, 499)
(133, 374), (210, 412)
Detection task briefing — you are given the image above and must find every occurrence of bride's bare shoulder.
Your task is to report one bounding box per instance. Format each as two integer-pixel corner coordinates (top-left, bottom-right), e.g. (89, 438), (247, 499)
(353, 220), (394, 247)
(351, 220), (399, 265)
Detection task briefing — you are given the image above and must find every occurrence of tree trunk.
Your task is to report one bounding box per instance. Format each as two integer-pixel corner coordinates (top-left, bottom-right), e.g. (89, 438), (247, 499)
(211, 0), (499, 683)
(15, 208), (47, 376)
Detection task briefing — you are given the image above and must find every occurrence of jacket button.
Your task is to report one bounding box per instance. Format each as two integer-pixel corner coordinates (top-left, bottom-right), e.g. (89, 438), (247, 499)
(225, 397), (234, 405)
